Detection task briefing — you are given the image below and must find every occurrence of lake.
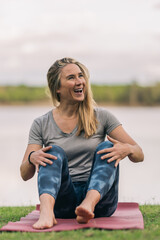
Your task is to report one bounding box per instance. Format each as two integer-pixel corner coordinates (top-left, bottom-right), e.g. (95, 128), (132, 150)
(0, 106), (159, 206)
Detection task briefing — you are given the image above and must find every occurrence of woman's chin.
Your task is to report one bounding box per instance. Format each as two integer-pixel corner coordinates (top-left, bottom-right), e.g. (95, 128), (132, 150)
(72, 95), (85, 102)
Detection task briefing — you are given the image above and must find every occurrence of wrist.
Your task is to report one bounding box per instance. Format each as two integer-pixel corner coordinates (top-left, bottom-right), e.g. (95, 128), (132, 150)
(127, 143), (134, 156)
(28, 151), (35, 165)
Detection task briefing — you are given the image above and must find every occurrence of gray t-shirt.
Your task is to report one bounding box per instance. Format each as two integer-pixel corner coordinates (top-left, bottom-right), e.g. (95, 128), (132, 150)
(28, 107), (121, 182)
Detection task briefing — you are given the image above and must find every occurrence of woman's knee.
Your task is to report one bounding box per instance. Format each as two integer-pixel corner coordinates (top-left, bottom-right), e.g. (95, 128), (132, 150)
(96, 140), (113, 152)
(46, 145), (67, 161)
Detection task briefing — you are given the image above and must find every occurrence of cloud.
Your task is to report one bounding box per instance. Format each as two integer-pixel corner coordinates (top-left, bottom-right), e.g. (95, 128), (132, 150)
(0, 0), (160, 85)
(153, 2), (160, 9)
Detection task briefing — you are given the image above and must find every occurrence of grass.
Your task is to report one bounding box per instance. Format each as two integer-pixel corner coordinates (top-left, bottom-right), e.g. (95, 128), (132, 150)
(0, 205), (160, 240)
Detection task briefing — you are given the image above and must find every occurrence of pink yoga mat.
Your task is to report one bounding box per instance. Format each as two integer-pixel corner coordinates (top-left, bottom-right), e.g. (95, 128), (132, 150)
(0, 202), (144, 232)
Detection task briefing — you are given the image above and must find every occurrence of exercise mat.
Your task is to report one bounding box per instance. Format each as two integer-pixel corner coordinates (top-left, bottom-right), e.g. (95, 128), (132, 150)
(0, 202), (144, 232)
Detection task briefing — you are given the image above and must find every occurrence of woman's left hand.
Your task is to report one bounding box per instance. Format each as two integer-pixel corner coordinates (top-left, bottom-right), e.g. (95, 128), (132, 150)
(97, 135), (131, 167)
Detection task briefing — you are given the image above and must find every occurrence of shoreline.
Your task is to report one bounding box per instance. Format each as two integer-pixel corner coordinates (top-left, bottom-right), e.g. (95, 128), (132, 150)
(0, 101), (160, 108)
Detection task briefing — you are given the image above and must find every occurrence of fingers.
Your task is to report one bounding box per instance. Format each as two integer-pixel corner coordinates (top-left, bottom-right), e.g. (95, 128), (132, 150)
(35, 158), (53, 173)
(97, 147), (114, 155)
(32, 146), (58, 172)
(101, 154), (121, 168)
(97, 136), (118, 155)
(35, 155), (56, 170)
(100, 152), (114, 160)
(38, 153), (57, 166)
(35, 164), (39, 173)
(35, 159), (49, 173)
(41, 146), (57, 161)
(107, 155), (118, 163)
(40, 156), (55, 165)
(97, 146), (121, 167)
(97, 137), (122, 167)
(107, 135), (118, 143)
(100, 152), (119, 164)
(42, 146), (52, 152)
(44, 153), (57, 160)
(115, 159), (121, 168)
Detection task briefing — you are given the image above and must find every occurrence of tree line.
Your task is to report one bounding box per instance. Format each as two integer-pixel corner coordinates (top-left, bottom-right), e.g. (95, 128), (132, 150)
(0, 82), (160, 106)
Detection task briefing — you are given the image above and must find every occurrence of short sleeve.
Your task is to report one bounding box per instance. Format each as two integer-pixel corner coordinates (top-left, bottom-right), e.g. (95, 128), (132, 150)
(104, 111), (121, 134)
(96, 108), (122, 135)
(28, 119), (43, 146)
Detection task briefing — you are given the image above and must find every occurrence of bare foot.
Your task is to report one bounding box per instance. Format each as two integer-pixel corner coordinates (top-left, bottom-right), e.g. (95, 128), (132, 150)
(33, 193), (57, 229)
(75, 205), (94, 224)
(75, 190), (100, 224)
(33, 210), (57, 229)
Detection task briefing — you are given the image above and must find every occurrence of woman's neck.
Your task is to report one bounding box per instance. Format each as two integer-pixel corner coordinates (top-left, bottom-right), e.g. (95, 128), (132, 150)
(56, 103), (79, 119)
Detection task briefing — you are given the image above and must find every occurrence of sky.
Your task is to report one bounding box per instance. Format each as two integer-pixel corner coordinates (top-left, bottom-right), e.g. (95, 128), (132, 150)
(0, 0), (160, 86)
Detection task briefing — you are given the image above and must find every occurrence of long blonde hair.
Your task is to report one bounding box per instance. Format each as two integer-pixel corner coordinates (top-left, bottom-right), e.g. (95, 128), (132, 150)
(47, 57), (98, 138)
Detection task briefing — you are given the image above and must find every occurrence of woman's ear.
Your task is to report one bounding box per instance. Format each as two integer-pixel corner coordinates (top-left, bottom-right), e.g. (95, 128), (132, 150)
(56, 88), (61, 102)
(56, 92), (60, 102)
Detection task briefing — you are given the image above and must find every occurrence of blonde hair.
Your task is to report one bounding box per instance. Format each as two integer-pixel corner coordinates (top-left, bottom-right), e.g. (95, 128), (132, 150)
(47, 57), (98, 138)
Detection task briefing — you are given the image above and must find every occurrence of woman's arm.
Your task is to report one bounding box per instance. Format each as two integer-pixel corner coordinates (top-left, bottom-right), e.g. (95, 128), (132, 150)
(20, 144), (57, 181)
(97, 125), (144, 167)
(20, 144), (41, 181)
(109, 125), (144, 162)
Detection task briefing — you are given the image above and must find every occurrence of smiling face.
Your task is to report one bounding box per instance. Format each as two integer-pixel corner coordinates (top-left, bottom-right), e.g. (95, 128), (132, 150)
(57, 64), (86, 104)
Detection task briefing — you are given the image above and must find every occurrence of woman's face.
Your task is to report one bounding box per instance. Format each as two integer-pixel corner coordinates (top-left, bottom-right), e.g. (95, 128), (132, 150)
(57, 64), (86, 104)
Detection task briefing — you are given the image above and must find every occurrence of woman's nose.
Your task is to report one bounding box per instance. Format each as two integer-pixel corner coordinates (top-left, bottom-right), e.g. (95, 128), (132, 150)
(75, 77), (82, 85)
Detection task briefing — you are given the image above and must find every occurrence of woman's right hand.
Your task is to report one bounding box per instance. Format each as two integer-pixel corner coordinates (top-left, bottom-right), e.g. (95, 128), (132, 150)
(30, 146), (57, 172)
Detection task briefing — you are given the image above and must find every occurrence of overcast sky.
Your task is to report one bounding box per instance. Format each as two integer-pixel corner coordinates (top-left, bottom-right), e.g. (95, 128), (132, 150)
(0, 0), (160, 86)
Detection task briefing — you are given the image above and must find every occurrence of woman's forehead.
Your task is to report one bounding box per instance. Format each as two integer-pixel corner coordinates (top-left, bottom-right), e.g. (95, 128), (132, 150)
(61, 64), (82, 76)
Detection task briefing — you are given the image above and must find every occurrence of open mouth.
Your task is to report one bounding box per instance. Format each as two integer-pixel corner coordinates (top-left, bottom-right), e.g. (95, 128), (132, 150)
(74, 88), (83, 93)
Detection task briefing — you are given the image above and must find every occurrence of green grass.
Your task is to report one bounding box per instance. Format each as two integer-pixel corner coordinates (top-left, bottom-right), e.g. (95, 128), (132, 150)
(0, 205), (160, 240)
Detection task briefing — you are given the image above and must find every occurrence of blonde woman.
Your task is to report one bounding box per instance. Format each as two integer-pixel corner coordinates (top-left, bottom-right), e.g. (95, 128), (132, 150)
(20, 58), (144, 229)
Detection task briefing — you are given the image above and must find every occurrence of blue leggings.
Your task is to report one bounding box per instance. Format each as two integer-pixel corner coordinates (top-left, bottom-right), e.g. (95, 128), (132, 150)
(38, 141), (119, 218)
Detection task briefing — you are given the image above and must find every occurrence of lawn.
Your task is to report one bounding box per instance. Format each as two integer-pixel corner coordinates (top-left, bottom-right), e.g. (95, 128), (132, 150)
(0, 205), (160, 240)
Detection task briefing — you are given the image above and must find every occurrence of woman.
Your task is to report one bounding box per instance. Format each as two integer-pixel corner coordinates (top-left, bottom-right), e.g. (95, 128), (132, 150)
(20, 57), (144, 229)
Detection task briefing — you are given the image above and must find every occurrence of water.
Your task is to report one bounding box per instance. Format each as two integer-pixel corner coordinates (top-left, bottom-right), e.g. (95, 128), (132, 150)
(0, 106), (159, 206)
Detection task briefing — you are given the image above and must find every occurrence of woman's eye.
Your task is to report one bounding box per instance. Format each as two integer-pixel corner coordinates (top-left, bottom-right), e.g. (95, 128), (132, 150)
(79, 74), (84, 78)
(68, 76), (74, 80)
